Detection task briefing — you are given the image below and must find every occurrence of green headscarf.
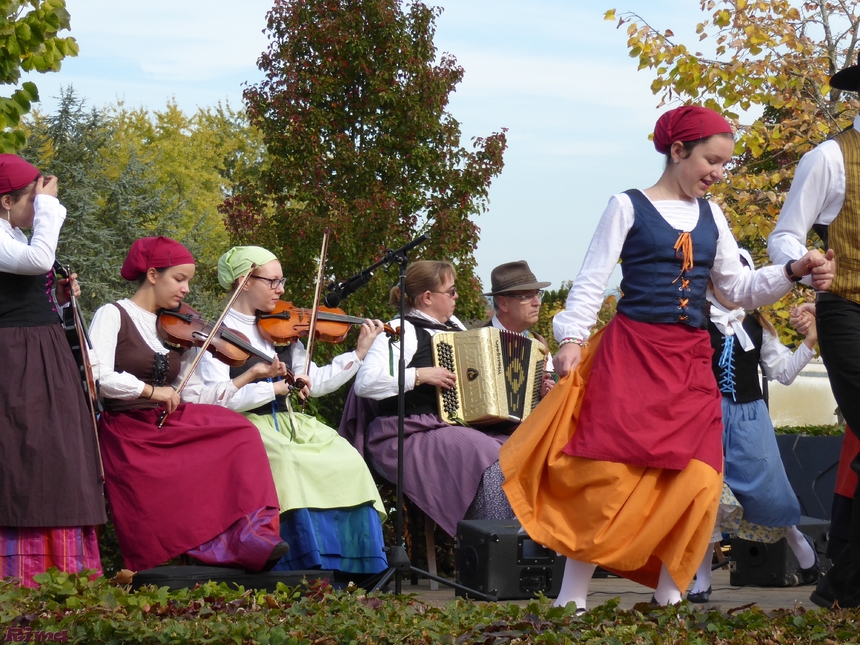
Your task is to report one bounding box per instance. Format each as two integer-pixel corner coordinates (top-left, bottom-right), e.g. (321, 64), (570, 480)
(217, 246), (278, 289)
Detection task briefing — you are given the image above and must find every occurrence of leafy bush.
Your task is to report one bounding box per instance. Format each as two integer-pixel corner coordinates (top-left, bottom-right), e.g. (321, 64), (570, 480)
(4, 570), (860, 644)
(774, 424), (845, 436)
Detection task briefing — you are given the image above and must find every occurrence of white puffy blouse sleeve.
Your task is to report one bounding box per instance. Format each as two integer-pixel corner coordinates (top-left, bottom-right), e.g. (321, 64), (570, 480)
(759, 327), (816, 386)
(89, 303), (147, 400)
(552, 194), (632, 342)
(0, 195), (66, 275)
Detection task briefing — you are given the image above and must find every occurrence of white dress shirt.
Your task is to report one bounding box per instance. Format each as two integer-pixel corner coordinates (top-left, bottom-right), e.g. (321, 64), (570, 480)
(553, 192), (794, 341)
(767, 114), (860, 276)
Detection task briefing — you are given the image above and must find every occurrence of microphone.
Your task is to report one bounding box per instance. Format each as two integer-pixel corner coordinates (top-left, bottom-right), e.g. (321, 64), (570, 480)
(323, 234), (431, 308)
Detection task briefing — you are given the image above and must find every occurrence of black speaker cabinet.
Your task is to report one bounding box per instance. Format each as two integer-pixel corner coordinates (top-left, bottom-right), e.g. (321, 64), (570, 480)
(455, 519), (566, 600)
(729, 516), (831, 587)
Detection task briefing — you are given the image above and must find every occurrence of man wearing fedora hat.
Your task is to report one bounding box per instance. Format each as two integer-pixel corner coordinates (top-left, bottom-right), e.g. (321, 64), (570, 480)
(768, 58), (856, 608)
(483, 260), (555, 397)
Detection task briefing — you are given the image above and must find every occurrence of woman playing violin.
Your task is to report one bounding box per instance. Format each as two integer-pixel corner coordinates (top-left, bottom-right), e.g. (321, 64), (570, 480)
(184, 245), (388, 576)
(88, 237), (288, 573)
(0, 155), (105, 587)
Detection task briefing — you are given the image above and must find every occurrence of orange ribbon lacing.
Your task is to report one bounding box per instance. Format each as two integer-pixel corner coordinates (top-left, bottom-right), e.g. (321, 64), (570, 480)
(672, 232), (694, 284)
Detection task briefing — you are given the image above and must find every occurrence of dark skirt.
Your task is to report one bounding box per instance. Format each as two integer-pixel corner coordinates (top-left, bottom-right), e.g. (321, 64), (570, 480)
(366, 413), (507, 536)
(99, 404), (280, 571)
(0, 324), (105, 527)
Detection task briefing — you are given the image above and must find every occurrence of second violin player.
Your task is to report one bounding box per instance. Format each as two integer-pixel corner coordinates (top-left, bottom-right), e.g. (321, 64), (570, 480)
(184, 245), (389, 577)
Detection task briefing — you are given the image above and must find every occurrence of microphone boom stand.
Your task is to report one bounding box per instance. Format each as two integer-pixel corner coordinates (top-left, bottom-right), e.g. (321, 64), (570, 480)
(369, 242), (494, 600)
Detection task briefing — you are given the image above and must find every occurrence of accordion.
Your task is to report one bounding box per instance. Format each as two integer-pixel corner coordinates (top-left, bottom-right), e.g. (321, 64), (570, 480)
(431, 327), (547, 426)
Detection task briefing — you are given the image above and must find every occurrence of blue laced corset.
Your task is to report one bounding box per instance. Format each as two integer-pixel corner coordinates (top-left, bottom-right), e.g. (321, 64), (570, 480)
(717, 334), (736, 401)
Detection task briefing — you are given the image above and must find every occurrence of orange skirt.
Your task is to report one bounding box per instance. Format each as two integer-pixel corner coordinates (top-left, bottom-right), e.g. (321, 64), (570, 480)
(500, 328), (721, 590)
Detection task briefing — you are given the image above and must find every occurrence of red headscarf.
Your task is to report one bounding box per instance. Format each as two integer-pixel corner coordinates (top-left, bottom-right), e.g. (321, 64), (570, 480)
(121, 236), (195, 281)
(0, 154), (40, 193)
(653, 106), (733, 154)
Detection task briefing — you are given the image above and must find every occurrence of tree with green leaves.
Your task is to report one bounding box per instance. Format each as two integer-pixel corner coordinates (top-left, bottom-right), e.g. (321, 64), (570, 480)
(608, 0), (860, 338)
(224, 0), (507, 330)
(0, 0), (77, 151)
(22, 89), (262, 318)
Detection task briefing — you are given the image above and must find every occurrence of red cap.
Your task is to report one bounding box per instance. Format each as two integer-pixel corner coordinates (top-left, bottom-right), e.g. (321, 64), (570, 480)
(0, 154), (40, 193)
(121, 237), (195, 281)
(653, 106), (733, 154)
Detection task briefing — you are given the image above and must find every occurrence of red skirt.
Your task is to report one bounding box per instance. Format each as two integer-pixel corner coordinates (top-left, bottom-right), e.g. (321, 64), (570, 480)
(563, 313), (723, 473)
(99, 404), (279, 571)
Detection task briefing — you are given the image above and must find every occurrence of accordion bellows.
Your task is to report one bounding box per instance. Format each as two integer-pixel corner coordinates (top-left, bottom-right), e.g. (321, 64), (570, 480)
(431, 327), (547, 426)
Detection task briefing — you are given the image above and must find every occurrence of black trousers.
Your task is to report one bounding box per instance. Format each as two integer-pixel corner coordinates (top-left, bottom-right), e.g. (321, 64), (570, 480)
(817, 293), (860, 605)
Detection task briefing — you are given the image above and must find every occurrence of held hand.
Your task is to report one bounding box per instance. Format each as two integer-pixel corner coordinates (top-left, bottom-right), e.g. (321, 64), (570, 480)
(553, 343), (581, 378)
(151, 386), (180, 414)
(416, 366), (456, 390)
(811, 249), (835, 291)
(35, 175), (58, 197)
(55, 272), (80, 307)
(355, 319), (386, 360)
(790, 306), (818, 346)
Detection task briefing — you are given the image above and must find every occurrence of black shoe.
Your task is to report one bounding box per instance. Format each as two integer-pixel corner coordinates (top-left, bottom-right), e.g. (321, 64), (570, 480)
(261, 541), (290, 572)
(798, 534), (821, 586)
(809, 575), (837, 609)
(687, 585), (712, 603)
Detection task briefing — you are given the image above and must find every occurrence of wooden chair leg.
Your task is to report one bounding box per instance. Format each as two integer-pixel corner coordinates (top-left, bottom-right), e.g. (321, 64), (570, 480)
(424, 513), (438, 591)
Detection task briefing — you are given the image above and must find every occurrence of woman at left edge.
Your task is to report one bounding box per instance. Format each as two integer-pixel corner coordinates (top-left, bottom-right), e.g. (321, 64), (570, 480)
(0, 154), (106, 587)
(88, 236), (288, 572)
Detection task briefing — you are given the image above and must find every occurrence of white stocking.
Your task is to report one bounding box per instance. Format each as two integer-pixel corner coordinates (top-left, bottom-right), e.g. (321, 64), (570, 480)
(786, 526), (816, 569)
(690, 541), (716, 594)
(654, 563), (682, 605)
(553, 558), (596, 612)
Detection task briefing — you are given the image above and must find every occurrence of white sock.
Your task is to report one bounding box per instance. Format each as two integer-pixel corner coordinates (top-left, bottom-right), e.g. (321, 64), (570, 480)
(690, 541), (716, 594)
(553, 558), (596, 612)
(654, 563), (682, 605)
(786, 526), (816, 569)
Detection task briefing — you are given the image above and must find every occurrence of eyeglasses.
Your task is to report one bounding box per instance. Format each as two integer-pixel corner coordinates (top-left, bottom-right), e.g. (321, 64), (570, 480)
(251, 275), (287, 290)
(501, 290), (544, 301)
(432, 287), (457, 297)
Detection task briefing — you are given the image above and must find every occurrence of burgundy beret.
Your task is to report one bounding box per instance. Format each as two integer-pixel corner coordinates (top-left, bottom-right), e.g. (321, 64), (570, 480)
(653, 106), (733, 154)
(0, 154), (40, 193)
(121, 236), (195, 281)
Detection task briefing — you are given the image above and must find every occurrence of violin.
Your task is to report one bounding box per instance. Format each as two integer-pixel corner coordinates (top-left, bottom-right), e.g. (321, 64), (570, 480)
(256, 300), (399, 346)
(157, 302), (293, 376)
(54, 262), (105, 481)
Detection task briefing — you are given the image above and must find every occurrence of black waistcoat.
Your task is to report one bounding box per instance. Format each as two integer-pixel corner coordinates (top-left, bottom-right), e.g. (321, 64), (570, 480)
(708, 315), (765, 403)
(378, 316), (455, 416)
(0, 270), (59, 328)
(229, 344), (294, 416)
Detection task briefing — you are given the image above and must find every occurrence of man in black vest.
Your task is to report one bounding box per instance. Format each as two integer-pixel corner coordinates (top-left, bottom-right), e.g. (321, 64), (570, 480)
(768, 60), (851, 608)
(483, 260), (555, 398)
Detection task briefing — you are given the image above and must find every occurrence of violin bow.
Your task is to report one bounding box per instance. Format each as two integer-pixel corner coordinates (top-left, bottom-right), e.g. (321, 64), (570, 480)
(56, 263), (105, 482)
(298, 228), (331, 411)
(157, 264), (258, 428)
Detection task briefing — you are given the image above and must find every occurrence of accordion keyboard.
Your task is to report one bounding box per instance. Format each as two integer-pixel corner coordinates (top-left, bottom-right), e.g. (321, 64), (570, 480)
(431, 327), (546, 427)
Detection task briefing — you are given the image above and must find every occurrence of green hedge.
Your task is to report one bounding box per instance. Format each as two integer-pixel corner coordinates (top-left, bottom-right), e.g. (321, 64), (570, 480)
(774, 424), (845, 436)
(3, 570), (860, 644)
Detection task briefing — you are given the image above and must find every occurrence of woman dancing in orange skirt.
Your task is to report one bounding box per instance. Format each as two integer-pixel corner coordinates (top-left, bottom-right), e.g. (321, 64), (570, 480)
(501, 106), (833, 611)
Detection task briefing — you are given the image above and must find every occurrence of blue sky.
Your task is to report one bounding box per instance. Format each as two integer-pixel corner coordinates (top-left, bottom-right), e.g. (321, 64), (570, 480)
(31, 0), (713, 292)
